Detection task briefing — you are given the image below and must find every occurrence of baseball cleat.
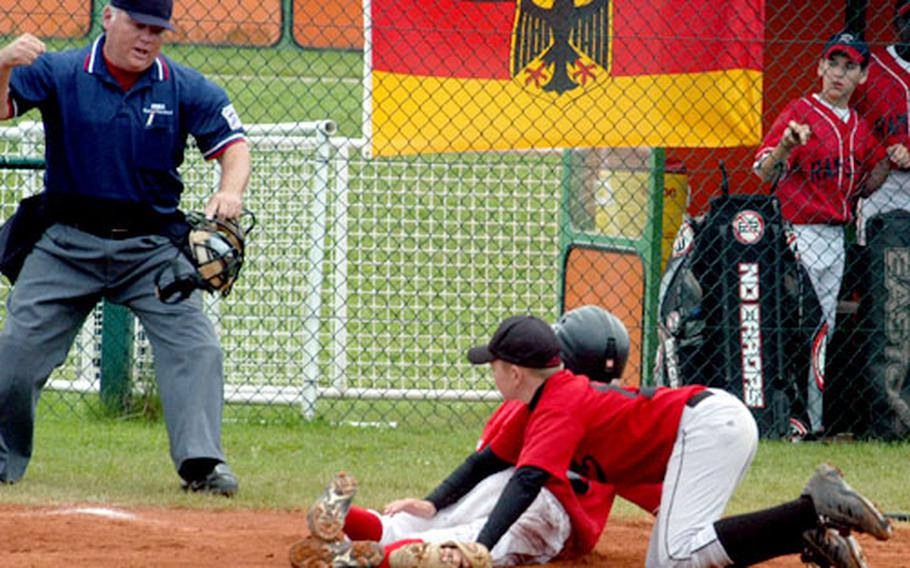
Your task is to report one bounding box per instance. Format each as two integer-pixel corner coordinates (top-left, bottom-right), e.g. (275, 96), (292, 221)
(289, 536), (384, 568)
(307, 472), (358, 542)
(802, 463), (892, 541)
(801, 527), (868, 568)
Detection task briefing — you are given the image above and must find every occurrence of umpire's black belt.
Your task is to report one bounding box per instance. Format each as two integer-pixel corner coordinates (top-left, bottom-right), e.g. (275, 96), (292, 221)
(686, 390), (714, 408)
(48, 196), (168, 240)
(61, 220), (156, 240)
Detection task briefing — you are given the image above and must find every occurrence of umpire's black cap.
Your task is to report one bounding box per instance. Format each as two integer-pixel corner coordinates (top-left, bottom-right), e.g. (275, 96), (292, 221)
(467, 315), (562, 368)
(112, 0), (175, 31)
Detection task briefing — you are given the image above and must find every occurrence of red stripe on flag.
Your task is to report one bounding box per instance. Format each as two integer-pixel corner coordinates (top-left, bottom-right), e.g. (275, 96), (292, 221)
(373, 0), (763, 79)
(612, 1), (763, 76)
(373, 0), (514, 79)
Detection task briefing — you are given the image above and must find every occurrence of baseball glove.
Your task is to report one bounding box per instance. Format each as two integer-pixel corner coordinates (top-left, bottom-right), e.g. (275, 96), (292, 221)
(288, 536), (384, 568)
(155, 209), (255, 303)
(388, 541), (492, 568)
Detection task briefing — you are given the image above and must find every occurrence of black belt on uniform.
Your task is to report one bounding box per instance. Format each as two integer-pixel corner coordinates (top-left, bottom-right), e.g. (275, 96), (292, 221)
(47, 195), (171, 240)
(60, 221), (159, 240)
(686, 389), (714, 408)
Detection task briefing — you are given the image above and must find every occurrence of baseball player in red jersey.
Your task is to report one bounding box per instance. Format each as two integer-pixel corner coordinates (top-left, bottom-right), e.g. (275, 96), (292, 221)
(852, 1), (910, 244)
(753, 32), (903, 436)
(455, 314), (891, 568)
(289, 307), (661, 567)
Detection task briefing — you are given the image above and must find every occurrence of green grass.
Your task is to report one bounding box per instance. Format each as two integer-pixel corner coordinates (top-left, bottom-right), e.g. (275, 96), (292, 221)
(0, 408), (482, 511)
(3, 407), (909, 519)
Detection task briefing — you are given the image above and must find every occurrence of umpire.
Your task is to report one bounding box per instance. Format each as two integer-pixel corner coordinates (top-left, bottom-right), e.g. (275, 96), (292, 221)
(0, 0), (250, 495)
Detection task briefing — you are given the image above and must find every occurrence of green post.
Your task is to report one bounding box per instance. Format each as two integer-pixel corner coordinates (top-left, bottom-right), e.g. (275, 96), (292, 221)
(0, 156), (45, 170)
(99, 301), (135, 412)
(558, 149), (580, 259)
(279, 0), (295, 48)
(642, 149), (667, 386)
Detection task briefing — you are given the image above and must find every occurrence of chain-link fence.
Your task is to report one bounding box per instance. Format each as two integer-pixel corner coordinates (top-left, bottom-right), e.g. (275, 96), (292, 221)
(1, 1), (908, 438)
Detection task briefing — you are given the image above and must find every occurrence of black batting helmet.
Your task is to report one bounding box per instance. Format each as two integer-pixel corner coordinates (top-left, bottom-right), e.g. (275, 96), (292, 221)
(553, 305), (630, 382)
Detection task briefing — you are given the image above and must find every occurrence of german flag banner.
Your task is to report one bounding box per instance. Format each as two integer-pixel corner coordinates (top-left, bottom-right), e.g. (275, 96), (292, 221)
(366, 0), (764, 156)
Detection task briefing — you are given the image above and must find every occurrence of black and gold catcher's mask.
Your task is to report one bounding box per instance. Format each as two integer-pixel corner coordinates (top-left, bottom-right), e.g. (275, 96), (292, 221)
(155, 210), (255, 304)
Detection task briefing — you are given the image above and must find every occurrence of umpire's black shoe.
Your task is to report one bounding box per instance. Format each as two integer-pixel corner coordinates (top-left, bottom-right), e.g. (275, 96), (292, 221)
(181, 463), (239, 497)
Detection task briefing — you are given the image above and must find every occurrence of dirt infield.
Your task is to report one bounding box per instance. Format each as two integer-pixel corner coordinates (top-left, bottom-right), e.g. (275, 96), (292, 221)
(1, 504), (907, 567)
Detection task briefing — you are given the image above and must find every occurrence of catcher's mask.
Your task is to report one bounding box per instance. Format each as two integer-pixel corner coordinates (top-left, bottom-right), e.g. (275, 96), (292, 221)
(553, 305), (630, 383)
(155, 210), (255, 304)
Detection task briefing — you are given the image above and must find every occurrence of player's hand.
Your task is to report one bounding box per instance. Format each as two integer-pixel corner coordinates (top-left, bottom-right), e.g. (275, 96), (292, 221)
(0, 34), (45, 70)
(383, 498), (437, 518)
(204, 190), (243, 220)
(887, 143), (910, 169)
(780, 121), (811, 151)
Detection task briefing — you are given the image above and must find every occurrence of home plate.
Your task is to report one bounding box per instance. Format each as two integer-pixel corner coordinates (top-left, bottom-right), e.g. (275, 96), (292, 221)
(53, 507), (138, 520)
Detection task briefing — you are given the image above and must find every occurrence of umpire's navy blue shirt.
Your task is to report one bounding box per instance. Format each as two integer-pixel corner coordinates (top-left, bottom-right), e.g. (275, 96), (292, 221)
(8, 35), (246, 215)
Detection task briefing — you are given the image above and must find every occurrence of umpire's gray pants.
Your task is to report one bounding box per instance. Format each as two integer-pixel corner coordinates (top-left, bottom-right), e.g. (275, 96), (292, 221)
(0, 224), (225, 483)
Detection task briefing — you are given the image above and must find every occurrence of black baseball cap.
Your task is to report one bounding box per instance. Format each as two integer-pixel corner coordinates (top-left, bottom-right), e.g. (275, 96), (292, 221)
(112, 0), (175, 31)
(467, 315), (562, 368)
(822, 31), (869, 66)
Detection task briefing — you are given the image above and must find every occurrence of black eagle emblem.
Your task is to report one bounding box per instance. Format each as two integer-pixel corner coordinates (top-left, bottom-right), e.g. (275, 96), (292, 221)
(511, 0), (610, 94)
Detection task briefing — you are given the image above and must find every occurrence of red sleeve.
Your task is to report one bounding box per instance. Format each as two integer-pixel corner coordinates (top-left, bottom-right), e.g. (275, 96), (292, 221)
(754, 100), (800, 170)
(616, 483), (662, 515)
(478, 401), (526, 451)
(868, 139), (888, 168)
(853, 58), (907, 148)
(477, 403), (507, 451)
(515, 404), (584, 480)
(205, 137), (246, 161)
(859, 119), (888, 172)
(487, 404), (528, 463)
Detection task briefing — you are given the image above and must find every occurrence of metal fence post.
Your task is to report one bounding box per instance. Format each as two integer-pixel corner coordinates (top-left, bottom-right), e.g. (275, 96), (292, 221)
(301, 121), (338, 419)
(99, 302), (135, 412)
(0, 156), (45, 170)
(642, 149), (667, 386)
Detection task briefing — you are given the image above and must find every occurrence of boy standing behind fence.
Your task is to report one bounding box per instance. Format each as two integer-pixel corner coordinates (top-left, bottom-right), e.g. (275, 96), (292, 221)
(753, 31), (905, 437)
(853, 0), (910, 244)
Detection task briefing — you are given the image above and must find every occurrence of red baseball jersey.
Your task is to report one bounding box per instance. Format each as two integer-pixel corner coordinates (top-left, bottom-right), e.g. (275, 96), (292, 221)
(486, 371), (703, 553)
(478, 400), (616, 555)
(854, 46), (910, 162)
(754, 95), (884, 224)
(478, 400), (663, 554)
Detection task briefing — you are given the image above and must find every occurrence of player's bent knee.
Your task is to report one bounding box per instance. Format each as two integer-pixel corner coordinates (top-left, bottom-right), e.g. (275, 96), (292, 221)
(656, 539), (733, 568)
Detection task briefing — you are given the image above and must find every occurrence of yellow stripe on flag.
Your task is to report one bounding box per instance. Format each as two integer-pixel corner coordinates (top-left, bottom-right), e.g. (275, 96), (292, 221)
(371, 69), (762, 156)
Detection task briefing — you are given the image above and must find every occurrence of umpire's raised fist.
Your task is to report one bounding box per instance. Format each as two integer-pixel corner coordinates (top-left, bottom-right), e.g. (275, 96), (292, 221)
(0, 34), (46, 70)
